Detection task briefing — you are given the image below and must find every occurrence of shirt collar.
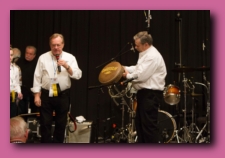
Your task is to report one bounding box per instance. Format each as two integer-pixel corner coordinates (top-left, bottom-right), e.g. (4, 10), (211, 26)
(139, 46), (152, 58)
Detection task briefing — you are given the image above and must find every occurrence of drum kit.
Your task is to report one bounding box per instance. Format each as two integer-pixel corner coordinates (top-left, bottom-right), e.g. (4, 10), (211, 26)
(98, 61), (210, 143)
(163, 66), (210, 143)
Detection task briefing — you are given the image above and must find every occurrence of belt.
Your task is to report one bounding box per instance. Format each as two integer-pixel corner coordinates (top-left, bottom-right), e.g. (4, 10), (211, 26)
(41, 88), (70, 95)
(138, 88), (163, 93)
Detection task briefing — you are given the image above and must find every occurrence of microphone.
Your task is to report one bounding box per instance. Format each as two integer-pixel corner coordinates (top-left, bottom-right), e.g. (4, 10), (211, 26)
(120, 77), (138, 86)
(130, 43), (135, 53)
(55, 54), (61, 72)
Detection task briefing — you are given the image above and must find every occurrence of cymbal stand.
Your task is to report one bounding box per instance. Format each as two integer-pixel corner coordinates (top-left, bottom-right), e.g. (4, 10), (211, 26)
(189, 82), (199, 134)
(180, 72), (192, 143)
(195, 78), (210, 143)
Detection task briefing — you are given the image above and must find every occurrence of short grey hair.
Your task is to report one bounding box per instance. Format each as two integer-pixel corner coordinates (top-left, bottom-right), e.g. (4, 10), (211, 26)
(12, 48), (21, 63)
(26, 46), (37, 55)
(133, 31), (153, 45)
(10, 116), (27, 139)
(49, 33), (65, 44)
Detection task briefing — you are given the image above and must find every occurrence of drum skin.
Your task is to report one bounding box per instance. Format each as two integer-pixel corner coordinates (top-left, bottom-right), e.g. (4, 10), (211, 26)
(158, 110), (176, 143)
(98, 61), (124, 85)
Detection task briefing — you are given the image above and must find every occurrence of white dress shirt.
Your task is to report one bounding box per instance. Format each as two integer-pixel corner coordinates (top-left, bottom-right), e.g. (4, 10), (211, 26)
(10, 63), (21, 93)
(125, 45), (167, 91)
(31, 51), (82, 93)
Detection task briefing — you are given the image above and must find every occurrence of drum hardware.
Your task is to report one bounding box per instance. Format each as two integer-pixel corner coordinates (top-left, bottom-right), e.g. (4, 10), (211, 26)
(126, 93), (137, 143)
(172, 65), (195, 142)
(107, 82), (138, 143)
(194, 81), (210, 143)
(179, 72), (193, 143)
(188, 86), (203, 143)
(108, 84), (132, 143)
(188, 79), (201, 132)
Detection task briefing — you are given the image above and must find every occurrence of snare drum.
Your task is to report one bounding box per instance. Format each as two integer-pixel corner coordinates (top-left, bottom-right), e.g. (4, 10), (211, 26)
(163, 84), (180, 105)
(158, 110), (176, 143)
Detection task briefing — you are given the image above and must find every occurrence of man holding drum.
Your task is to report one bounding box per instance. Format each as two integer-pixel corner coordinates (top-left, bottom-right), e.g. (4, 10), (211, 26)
(123, 31), (167, 143)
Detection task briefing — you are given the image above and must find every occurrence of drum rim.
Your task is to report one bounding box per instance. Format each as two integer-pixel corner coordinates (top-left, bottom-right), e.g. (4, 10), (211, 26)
(158, 110), (177, 143)
(98, 61), (124, 85)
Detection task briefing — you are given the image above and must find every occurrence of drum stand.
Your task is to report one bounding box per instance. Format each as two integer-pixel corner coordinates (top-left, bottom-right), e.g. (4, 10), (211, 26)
(126, 94), (137, 143)
(178, 72), (192, 143)
(109, 85), (129, 143)
(108, 84), (137, 143)
(195, 78), (210, 143)
(188, 91), (202, 142)
(189, 96), (198, 132)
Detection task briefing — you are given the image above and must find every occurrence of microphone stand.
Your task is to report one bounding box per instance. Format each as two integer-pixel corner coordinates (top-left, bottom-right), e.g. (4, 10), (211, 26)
(88, 85), (106, 143)
(95, 47), (134, 69)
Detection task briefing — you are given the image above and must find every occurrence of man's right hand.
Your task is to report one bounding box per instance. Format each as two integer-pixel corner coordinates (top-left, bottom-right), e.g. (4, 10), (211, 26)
(34, 93), (41, 107)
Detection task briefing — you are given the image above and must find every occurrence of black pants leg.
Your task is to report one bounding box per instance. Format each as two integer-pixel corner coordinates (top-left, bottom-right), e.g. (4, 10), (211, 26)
(135, 89), (162, 143)
(40, 90), (69, 143)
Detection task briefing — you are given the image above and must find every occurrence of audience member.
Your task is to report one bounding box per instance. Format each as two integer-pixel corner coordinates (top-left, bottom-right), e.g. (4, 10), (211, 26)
(17, 46), (37, 114)
(10, 116), (28, 143)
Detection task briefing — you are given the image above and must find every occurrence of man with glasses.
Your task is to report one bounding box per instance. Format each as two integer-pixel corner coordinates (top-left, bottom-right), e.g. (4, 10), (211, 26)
(31, 33), (82, 143)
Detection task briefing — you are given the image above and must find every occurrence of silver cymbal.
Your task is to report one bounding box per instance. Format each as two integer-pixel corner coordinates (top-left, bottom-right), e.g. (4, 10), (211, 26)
(195, 66), (210, 71)
(172, 66), (194, 73)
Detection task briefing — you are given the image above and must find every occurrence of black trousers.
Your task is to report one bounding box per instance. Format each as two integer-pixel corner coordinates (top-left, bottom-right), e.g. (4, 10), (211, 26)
(18, 94), (37, 114)
(135, 89), (163, 143)
(40, 89), (70, 143)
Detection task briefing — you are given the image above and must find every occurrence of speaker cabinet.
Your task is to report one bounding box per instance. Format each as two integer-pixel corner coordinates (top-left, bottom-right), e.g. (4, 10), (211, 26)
(67, 121), (92, 143)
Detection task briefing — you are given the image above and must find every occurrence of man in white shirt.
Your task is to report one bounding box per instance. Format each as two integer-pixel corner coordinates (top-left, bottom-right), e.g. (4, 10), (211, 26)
(123, 31), (167, 143)
(31, 33), (82, 143)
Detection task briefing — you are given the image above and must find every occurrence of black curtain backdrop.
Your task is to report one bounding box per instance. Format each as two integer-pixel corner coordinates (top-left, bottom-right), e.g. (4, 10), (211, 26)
(10, 10), (210, 140)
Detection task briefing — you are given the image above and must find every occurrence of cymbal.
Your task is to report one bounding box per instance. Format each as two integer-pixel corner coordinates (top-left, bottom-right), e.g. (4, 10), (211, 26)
(172, 66), (194, 73)
(190, 93), (203, 97)
(181, 92), (203, 97)
(195, 66), (210, 71)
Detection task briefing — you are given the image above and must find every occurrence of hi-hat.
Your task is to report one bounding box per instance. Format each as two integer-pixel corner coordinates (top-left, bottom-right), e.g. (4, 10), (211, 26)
(172, 66), (194, 73)
(195, 66), (210, 71)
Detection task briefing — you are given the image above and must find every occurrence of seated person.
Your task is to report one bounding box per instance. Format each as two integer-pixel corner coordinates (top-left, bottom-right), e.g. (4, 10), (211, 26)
(10, 116), (29, 143)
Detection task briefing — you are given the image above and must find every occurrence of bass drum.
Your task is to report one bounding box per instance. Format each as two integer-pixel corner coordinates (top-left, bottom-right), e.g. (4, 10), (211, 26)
(163, 84), (180, 105)
(158, 110), (176, 143)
